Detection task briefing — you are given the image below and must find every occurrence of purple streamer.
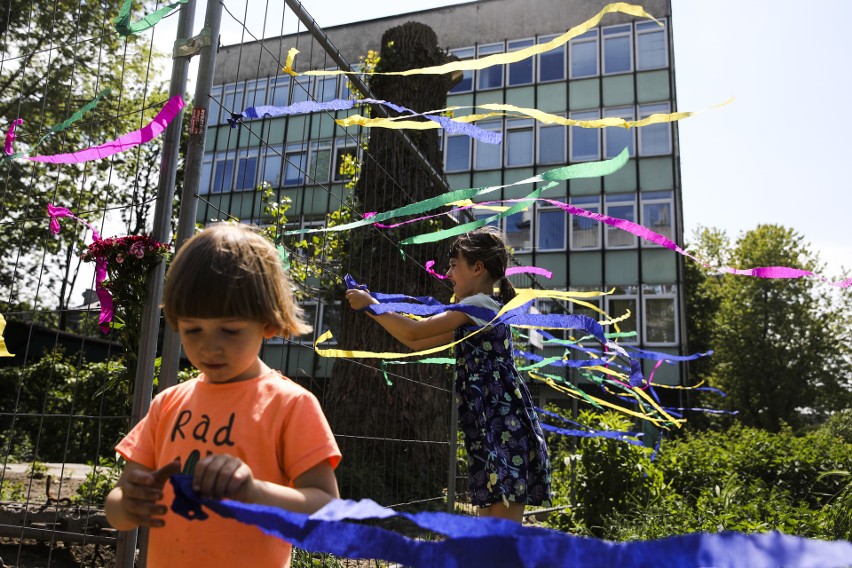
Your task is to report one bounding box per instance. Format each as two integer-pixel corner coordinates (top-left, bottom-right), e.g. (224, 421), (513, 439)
(4, 118), (22, 155)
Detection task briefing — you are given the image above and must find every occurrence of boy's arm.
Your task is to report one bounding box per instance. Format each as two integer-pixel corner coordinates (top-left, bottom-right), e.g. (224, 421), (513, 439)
(193, 455), (339, 514)
(105, 460), (181, 530)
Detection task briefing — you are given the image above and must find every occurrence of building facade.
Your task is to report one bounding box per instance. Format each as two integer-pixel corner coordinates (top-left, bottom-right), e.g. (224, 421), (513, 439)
(199, 0), (687, 395)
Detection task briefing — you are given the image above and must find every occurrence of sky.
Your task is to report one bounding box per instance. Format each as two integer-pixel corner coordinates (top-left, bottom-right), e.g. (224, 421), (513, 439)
(151, 0), (851, 278)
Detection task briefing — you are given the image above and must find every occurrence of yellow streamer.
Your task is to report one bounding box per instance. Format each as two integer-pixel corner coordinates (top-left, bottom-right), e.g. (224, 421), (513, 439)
(290, 3), (660, 78)
(0, 314), (14, 358)
(282, 47), (299, 76)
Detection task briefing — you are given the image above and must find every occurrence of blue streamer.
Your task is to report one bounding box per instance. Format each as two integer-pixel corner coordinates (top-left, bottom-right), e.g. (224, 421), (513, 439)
(169, 475), (852, 568)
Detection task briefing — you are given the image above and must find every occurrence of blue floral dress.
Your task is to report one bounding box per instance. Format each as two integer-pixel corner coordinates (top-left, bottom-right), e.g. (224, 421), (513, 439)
(454, 294), (552, 508)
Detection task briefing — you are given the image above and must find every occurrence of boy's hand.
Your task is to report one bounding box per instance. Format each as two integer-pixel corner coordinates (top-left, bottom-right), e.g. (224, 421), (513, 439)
(193, 454), (256, 502)
(345, 288), (378, 311)
(118, 460), (181, 528)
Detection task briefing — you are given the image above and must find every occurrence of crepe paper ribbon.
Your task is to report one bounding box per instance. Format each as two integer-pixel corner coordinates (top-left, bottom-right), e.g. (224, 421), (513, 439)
(4, 118), (22, 155)
(233, 98), (501, 144)
(334, 275), (646, 387)
(539, 421), (645, 446)
(47, 204), (114, 333)
(171, 475), (852, 568)
(114, 0), (189, 37)
(0, 314), (14, 357)
(536, 406), (644, 444)
(281, 47), (299, 77)
(424, 260), (552, 281)
(28, 95), (185, 164)
(665, 406), (739, 415)
(287, 3), (659, 80)
(285, 150), (628, 239)
(2, 89), (111, 162)
(378, 357), (455, 385)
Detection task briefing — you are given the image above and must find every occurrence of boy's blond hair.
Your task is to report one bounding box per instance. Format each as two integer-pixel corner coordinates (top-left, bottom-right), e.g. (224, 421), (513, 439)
(162, 222), (311, 338)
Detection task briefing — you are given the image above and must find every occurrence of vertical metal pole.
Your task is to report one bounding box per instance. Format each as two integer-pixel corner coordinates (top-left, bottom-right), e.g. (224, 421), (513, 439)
(446, 390), (458, 514)
(158, 0), (223, 392)
(114, 2), (197, 566)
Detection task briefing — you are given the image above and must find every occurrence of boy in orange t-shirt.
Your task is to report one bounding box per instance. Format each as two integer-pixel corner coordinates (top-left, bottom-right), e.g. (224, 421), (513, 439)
(106, 223), (341, 567)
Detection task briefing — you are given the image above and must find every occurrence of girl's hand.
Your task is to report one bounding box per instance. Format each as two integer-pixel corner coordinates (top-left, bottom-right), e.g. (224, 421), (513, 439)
(345, 288), (379, 311)
(193, 454), (256, 503)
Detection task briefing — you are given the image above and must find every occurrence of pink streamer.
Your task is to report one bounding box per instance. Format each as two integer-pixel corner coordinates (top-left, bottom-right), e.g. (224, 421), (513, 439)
(28, 96), (185, 164)
(47, 204), (111, 332)
(424, 260), (552, 280)
(4, 118), (22, 155)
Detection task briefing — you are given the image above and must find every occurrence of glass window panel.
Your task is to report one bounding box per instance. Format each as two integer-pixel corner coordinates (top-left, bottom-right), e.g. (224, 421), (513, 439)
(570, 196), (600, 250)
(605, 197), (636, 248)
(449, 47), (474, 93)
(221, 88), (239, 124)
(235, 156), (257, 191)
(508, 39), (534, 86)
(637, 21), (667, 70)
(309, 146), (331, 183)
(261, 153), (281, 187)
(477, 43), (504, 90)
(604, 107), (635, 158)
(333, 145), (358, 182)
(284, 148), (306, 186)
(638, 103), (672, 155)
(537, 208), (565, 250)
(603, 25), (632, 74)
(272, 79), (290, 106)
(504, 211), (531, 251)
(213, 159), (233, 193)
(643, 200), (673, 241)
(645, 297), (676, 344)
(244, 83), (266, 108)
(608, 297), (638, 343)
(570, 110), (600, 162)
(506, 121), (533, 167)
(446, 135), (471, 172)
(314, 76), (338, 103)
(472, 209), (499, 228)
(291, 77), (311, 104)
(538, 35), (565, 82)
(200, 160), (212, 194)
(570, 30), (598, 78)
(475, 122), (502, 169)
(538, 124), (565, 164)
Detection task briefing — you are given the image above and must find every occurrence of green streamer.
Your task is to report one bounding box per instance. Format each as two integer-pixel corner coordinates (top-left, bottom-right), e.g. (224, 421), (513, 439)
(115, 0), (189, 37)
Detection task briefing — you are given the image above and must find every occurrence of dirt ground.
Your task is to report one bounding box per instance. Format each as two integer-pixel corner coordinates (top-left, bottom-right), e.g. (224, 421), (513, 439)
(1, 465), (116, 568)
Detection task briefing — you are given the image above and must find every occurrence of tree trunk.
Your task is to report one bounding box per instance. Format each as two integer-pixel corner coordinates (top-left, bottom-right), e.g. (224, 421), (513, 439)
(323, 22), (458, 506)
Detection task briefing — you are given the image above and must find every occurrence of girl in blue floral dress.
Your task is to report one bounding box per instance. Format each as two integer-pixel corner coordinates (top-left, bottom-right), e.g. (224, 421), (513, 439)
(346, 227), (552, 522)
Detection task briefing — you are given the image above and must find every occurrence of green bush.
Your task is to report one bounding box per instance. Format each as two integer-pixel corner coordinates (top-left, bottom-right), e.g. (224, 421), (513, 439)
(73, 457), (123, 506)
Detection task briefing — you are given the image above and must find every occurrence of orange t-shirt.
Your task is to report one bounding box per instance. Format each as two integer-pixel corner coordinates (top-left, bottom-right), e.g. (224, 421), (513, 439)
(116, 369), (341, 567)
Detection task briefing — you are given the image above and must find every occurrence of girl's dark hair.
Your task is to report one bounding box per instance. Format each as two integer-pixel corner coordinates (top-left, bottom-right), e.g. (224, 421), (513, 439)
(448, 226), (516, 304)
(162, 222), (311, 337)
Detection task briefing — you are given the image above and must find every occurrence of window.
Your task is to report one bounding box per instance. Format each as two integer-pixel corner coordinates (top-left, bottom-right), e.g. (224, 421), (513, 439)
(445, 134), (471, 172)
(570, 296), (601, 343)
(296, 302), (319, 343)
(318, 302), (341, 342)
(308, 141), (332, 184)
(607, 290), (638, 344)
(505, 119), (534, 167)
(538, 34), (565, 82)
(271, 77), (290, 106)
(604, 193), (637, 248)
(570, 30), (598, 78)
(235, 152), (258, 191)
(474, 121), (502, 169)
(643, 285), (677, 345)
(290, 76), (312, 104)
(449, 47), (474, 93)
(313, 76), (338, 103)
(469, 206), (499, 228)
(504, 209), (532, 252)
(333, 143), (358, 182)
(636, 20), (667, 70)
(200, 158), (213, 194)
(219, 84), (241, 124)
(638, 103), (672, 155)
(570, 110), (600, 162)
(603, 107), (635, 158)
(569, 196), (600, 250)
(537, 207), (566, 250)
(603, 24), (632, 74)
(641, 190), (673, 243)
(244, 80), (267, 109)
(260, 150), (282, 188)
(538, 119), (566, 164)
(212, 156), (234, 193)
(507, 38), (534, 86)
(283, 144), (307, 186)
(477, 43), (504, 90)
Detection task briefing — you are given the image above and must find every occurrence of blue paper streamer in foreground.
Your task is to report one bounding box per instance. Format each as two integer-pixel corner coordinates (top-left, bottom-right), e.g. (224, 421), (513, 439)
(169, 475), (852, 568)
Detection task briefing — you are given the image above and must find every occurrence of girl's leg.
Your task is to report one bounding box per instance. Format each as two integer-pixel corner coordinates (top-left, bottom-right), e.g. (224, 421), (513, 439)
(479, 501), (524, 523)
